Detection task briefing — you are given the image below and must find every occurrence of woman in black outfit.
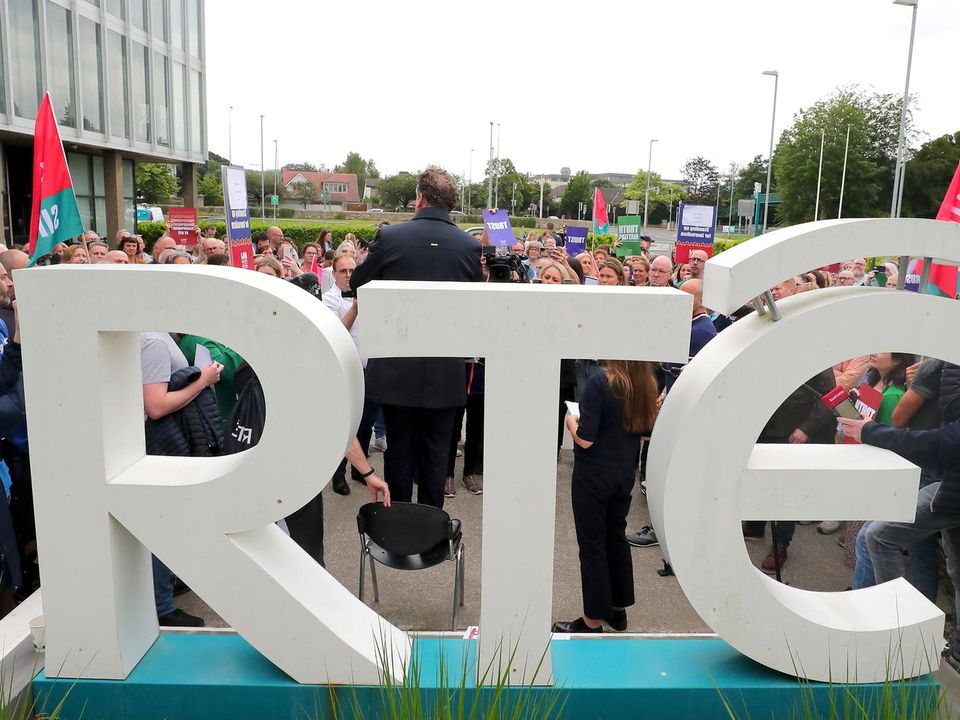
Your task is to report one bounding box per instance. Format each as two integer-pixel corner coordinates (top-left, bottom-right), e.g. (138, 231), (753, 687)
(553, 360), (658, 633)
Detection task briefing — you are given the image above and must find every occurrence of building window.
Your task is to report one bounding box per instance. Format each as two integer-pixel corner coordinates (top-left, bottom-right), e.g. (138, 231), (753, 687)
(170, 0), (185, 50)
(105, 0), (124, 19)
(189, 69), (202, 153)
(132, 42), (150, 142)
(83, 0), (100, 6)
(79, 19), (104, 133)
(0, 21), (6, 114)
(151, 0), (168, 42)
(45, 1), (76, 127)
(171, 62), (187, 151)
(107, 31), (130, 139)
(187, 0), (200, 57)
(10, 0), (42, 119)
(323, 182), (348, 194)
(130, 0), (146, 30)
(153, 52), (169, 146)
(123, 160), (136, 232)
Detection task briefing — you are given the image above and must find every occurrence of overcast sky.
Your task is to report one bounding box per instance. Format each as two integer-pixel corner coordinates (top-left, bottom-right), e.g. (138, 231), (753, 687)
(205, 0), (955, 181)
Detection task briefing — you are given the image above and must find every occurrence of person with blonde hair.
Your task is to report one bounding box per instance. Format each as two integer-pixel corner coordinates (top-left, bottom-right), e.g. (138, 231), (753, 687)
(62, 245), (88, 264)
(597, 258), (627, 286)
(255, 255), (284, 278)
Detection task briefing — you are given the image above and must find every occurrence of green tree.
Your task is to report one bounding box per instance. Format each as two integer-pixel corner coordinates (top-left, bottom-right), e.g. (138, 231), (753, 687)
(335, 152), (380, 191)
(681, 157), (720, 204)
(901, 132), (960, 218)
(283, 162), (322, 172)
(377, 173), (418, 210)
(773, 87), (912, 224)
(560, 171), (592, 218)
(198, 173), (223, 206)
(592, 178), (616, 189)
(483, 158), (537, 214)
(136, 163), (178, 204)
(731, 156), (769, 205)
(623, 170), (686, 225)
(291, 180), (318, 209)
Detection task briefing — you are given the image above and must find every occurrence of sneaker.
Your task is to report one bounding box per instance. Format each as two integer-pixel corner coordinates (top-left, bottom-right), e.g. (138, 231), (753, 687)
(639, 480), (647, 496)
(372, 436), (388, 453)
(817, 520), (842, 535)
(456, 448), (463, 457)
(444, 476), (456, 498)
(463, 475), (483, 495)
(626, 526), (658, 548)
(158, 608), (205, 627)
(761, 545), (789, 574)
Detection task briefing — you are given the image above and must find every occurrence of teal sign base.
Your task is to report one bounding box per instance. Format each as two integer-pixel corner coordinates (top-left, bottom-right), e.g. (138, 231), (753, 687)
(32, 634), (939, 719)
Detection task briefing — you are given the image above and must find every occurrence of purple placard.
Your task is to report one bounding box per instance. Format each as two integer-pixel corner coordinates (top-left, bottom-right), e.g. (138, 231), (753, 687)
(482, 209), (515, 247)
(565, 226), (588, 255)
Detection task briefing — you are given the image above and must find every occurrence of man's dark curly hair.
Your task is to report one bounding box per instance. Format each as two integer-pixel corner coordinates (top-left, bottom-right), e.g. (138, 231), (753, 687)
(417, 167), (458, 212)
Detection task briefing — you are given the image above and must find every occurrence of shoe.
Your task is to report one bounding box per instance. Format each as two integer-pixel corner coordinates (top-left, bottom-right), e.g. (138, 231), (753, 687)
(463, 475), (483, 495)
(551, 617), (602, 634)
(761, 545), (789, 574)
(817, 520), (842, 535)
(444, 476), (456, 498)
(626, 526), (658, 548)
(639, 480), (647, 496)
(332, 476), (350, 496)
(158, 608), (204, 627)
(173, 578), (191, 597)
(456, 448), (463, 457)
(797, 521), (816, 525)
(742, 524), (765, 542)
(372, 436), (388, 453)
(606, 608), (627, 632)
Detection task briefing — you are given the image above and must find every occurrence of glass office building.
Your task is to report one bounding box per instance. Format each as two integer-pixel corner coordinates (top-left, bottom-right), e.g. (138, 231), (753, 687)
(0, 0), (206, 245)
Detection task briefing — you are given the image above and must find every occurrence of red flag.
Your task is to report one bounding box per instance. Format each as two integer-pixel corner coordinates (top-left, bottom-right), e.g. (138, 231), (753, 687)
(27, 93), (84, 263)
(592, 187), (609, 235)
(916, 162), (960, 298)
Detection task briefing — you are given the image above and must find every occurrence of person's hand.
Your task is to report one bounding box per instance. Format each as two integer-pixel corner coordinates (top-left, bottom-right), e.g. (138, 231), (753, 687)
(281, 257), (303, 276)
(837, 417), (870, 444)
(366, 473), (391, 507)
(906, 362), (920, 386)
(788, 428), (808, 444)
(199, 361), (223, 387)
(193, 225), (202, 238)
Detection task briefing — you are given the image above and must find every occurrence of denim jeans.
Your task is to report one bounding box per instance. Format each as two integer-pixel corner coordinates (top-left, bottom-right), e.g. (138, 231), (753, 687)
(865, 481), (960, 644)
(852, 477), (940, 601)
(152, 554), (175, 617)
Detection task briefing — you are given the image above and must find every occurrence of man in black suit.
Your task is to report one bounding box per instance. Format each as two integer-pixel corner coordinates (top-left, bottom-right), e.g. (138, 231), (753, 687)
(350, 168), (482, 508)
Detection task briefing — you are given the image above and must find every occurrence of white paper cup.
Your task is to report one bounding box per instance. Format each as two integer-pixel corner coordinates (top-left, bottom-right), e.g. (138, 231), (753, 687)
(28, 615), (45, 652)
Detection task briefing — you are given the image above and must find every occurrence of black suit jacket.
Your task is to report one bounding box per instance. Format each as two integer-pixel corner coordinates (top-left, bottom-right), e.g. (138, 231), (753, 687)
(350, 207), (482, 408)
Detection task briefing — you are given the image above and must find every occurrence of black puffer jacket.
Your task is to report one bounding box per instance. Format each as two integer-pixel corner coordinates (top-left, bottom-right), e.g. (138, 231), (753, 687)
(145, 367), (225, 457)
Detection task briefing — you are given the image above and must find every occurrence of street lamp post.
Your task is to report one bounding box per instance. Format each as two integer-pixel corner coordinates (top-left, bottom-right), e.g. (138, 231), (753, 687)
(891, 0), (919, 219)
(838, 125), (851, 218)
(728, 165), (737, 231)
(715, 181), (722, 230)
(487, 122), (494, 209)
(643, 138), (658, 233)
(468, 149), (474, 212)
(761, 70), (778, 234)
(260, 115), (265, 220)
(228, 106), (233, 163)
(814, 128), (825, 221)
(273, 139), (278, 220)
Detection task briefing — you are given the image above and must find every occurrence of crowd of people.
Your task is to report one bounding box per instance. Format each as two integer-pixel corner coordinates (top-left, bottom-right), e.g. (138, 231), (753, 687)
(0, 167), (957, 654)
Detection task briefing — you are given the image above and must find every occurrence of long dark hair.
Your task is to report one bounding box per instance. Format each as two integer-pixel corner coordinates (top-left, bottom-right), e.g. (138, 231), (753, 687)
(866, 353), (914, 389)
(604, 360), (658, 433)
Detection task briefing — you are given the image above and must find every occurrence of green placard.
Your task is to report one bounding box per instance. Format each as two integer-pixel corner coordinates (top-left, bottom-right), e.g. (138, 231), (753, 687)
(616, 216), (642, 257)
(617, 241), (642, 258)
(269, 194), (279, 206)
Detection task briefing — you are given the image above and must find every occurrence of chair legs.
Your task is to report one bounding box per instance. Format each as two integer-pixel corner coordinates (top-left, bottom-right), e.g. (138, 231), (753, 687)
(359, 546), (366, 602)
(451, 543), (465, 630)
(359, 541), (381, 604)
(369, 554), (380, 603)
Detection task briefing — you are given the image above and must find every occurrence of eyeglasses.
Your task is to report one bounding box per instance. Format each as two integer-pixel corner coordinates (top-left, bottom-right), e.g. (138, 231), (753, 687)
(688, 257), (706, 264)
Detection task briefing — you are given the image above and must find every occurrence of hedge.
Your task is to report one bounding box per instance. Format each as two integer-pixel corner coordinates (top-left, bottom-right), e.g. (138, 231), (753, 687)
(713, 235), (752, 254)
(135, 221), (381, 253)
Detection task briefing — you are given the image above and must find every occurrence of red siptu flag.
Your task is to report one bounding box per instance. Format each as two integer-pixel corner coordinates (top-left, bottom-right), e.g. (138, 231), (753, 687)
(26, 93), (84, 265)
(914, 161), (960, 298)
(593, 187), (609, 235)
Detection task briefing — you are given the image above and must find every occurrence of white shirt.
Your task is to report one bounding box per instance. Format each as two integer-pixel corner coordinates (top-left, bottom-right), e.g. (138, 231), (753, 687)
(321, 285), (365, 368)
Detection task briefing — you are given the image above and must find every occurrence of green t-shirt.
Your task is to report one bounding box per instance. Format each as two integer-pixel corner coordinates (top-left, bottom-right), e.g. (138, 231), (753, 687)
(875, 385), (906, 426)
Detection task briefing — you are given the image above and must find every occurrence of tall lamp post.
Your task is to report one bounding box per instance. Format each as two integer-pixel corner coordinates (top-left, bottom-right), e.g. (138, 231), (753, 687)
(761, 70), (778, 234)
(228, 106), (233, 162)
(643, 138), (658, 233)
(259, 115), (265, 220)
(273, 139), (278, 220)
(487, 122), (494, 209)
(890, 0), (919, 218)
(468, 148), (474, 211)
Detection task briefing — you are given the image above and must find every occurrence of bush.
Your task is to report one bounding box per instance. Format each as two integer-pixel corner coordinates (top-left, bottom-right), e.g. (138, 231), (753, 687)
(587, 232), (619, 250)
(713, 235), (752, 254)
(134, 220), (382, 253)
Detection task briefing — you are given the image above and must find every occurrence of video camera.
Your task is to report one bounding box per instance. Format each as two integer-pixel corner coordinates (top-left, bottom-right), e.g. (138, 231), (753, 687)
(482, 247), (528, 283)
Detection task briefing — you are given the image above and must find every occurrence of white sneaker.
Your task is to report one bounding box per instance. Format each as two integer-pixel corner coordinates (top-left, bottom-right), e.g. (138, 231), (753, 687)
(817, 520), (842, 535)
(372, 436), (388, 453)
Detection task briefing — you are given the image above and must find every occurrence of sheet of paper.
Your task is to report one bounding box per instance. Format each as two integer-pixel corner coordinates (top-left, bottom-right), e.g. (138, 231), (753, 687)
(565, 401), (580, 418)
(193, 344), (213, 368)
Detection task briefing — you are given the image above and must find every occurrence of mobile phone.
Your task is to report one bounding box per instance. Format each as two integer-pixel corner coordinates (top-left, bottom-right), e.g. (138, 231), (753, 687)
(283, 246), (297, 262)
(832, 397), (862, 420)
(341, 289), (356, 299)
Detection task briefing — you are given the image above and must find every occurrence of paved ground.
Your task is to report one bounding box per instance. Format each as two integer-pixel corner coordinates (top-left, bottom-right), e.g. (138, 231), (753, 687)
(181, 445), (865, 632)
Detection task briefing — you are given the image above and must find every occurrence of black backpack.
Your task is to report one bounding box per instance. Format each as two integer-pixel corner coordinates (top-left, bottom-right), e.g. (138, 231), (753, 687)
(221, 363), (265, 455)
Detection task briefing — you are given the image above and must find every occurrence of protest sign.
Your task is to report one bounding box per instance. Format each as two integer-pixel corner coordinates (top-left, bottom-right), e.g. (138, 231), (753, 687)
(222, 165), (255, 269)
(616, 216), (642, 257)
(564, 226), (588, 255)
(168, 208), (199, 249)
(675, 203), (716, 264)
(482, 209), (515, 247)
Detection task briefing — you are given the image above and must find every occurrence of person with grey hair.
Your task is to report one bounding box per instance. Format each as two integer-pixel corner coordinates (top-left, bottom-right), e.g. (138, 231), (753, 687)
(163, 251), (194, 265)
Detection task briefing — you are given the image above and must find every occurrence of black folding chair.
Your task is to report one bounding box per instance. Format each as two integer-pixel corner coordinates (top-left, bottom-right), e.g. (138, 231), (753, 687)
(357, 502), (465, 629)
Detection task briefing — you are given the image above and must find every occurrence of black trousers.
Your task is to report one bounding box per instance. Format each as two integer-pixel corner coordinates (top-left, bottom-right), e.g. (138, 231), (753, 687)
(333, 393), (380, 483)
(571, 460), (636, 620)
(382, 404), (456, 509)
(285, 492), (324, 566)
(446, 394), (485, 479)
